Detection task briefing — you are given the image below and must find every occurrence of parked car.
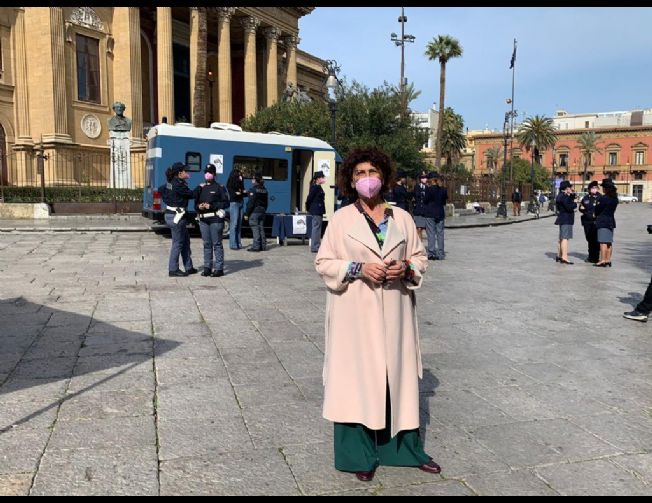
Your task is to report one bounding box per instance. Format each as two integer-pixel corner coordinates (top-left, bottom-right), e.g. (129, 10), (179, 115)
(618, 194), (639, 203)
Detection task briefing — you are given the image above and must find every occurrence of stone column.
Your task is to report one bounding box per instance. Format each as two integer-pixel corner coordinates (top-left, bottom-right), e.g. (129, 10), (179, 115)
(282, 35), (298, 88)
(263, 27), (281, 107)
(45, 7), (71, 143)
(156, 7), (174, 124)
(13, 8), (32, 145)
(113, 7), (144, 145)
(240, 16), (260, 118)
(189, 7), (207, 127)
(216, 7), (236, 124)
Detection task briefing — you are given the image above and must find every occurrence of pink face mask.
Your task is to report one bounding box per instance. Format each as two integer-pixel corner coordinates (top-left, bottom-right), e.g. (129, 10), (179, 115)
(355, 177), (382, 199)
(204, 173), (214, 181)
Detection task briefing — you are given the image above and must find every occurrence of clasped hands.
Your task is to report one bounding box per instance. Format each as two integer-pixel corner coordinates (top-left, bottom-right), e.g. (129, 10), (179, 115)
(361, 259), (406, 285)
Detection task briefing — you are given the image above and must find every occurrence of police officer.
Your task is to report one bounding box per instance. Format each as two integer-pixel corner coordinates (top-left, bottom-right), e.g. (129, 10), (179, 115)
(579, 180), (600, 263)
(244, 173), (269, 252)
(554, 180), (577, 264)
(423, 172), (448, 260)
(393, 170), (411, 212)
(160, 162), (198, 277)
(195, 164), (230, 277)
(412, 171), (429, 239)
(305, 170), (326, 253)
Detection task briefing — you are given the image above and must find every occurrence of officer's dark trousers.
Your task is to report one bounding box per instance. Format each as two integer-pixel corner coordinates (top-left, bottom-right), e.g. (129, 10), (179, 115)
(636, 274), (652, 314)
(165, 213), (193, 272)
(583, 223), (600, 262)
(198, 219), (224, 271)
(333, 384), (430, 472)
(249, 209), (266, 250)
(310, 215), (323, 252)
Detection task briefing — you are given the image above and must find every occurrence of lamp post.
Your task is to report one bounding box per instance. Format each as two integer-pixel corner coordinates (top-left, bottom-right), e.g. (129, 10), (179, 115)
(390, 8), (415, 119)
(549, 145), (556, 212)
(324, 60), (341, 149)
(207, 70), (215, 124)
(530, 138), (536, 203)
(496, 112), (510, 218)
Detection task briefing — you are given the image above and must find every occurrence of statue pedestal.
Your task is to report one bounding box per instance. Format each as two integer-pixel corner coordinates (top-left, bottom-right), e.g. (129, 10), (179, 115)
(108, 131), (132, 189)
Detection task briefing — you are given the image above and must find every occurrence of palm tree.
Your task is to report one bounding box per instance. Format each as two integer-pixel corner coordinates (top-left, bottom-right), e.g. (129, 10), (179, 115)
(577, 131), (602, 184)
(439, 107), (466, 168)
(515, 115), (558, 162)
(485, 146), (503, 174)
(191, 7), (208, 127)
(425, 35), (463, 169)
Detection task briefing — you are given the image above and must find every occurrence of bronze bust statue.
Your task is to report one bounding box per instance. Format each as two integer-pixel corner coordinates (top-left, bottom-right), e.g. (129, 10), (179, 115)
(108, 101), (132, 132)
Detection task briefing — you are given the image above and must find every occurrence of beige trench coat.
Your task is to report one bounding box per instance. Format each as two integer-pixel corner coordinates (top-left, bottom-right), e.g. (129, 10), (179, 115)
(315, 203), (428, 437)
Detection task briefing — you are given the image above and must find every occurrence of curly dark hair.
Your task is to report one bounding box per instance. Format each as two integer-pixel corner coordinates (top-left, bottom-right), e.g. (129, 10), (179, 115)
(338, 146), (395, 200)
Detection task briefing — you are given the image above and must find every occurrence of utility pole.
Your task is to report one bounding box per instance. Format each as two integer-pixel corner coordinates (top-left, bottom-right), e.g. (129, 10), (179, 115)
(391, 8), (415, 120)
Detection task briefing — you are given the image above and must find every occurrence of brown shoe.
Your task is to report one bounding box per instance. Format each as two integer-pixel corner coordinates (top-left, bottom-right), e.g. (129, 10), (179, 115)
(355, 469), (376, 482)
(418, 460), (441, 474)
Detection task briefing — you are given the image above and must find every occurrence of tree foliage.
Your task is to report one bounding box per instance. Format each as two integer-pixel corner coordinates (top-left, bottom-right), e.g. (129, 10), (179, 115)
(507, 158), (551, 190)
(515, 115), (558, 164)
(241, 80), (429, 177)
(439, 107), (467, 168)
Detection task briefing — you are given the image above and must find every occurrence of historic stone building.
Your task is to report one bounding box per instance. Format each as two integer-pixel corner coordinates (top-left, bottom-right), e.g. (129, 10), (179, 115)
(470, 109), (652, 202)
(0, 7), (325, 188)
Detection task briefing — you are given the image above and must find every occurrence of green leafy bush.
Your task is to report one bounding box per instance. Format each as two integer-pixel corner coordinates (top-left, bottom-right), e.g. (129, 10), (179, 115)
(0, 187), (143, 203)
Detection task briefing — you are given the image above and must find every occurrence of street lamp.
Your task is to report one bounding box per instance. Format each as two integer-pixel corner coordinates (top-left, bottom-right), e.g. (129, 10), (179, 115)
(549, 145), (556, 212)
(324, 59), (341, 149)
(530, 138), (537, 199)
(390, 7), (415, 119)
(496, 112), (510, 218)
(207, 70), (215, 124)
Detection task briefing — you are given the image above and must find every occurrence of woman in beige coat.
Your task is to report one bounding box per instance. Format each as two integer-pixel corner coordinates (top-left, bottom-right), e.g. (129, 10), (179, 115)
(315, 146), (441, 482)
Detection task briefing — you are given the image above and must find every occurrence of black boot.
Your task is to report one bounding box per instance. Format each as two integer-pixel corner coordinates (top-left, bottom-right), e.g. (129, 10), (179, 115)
(201, 268), (211, 277)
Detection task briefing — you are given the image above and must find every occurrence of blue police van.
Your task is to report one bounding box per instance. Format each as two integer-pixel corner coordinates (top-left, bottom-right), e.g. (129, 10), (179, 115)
(142, 122), (340, 231)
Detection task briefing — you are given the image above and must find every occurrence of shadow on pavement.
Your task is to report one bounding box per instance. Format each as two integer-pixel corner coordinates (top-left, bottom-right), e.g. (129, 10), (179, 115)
(419, 368), (439, 442)
(0, 297), (180, 433)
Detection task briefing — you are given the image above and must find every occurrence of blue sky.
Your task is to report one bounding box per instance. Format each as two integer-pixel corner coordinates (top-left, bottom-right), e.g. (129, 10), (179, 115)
(299, 7), (652, 131)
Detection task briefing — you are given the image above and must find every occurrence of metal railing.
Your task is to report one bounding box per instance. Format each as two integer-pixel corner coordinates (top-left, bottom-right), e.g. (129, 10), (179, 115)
(0, 146), (146, 204)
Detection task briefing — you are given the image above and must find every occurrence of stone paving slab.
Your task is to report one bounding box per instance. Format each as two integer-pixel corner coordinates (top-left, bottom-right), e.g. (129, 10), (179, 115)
(0, 204), (651, 495)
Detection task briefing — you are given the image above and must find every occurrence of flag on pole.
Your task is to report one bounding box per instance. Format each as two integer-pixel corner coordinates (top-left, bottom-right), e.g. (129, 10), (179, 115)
(509, 43), (517, 69)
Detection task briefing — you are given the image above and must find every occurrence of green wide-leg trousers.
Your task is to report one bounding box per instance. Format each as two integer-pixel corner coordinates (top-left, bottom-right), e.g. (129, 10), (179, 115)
(333, 386), (430, 472)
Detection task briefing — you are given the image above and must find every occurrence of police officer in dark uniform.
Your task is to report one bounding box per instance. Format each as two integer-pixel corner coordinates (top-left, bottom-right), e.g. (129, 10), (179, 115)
(424, 172), (448, 260)
(393, 170), (411, 212)
(412, 171), (429, 239)
(195, 164), (230, 277)
(579, 180), (600, 263)
(245, 173), (269, 252)
(160, 162), (198, 277)
(305, 170), (326, 253)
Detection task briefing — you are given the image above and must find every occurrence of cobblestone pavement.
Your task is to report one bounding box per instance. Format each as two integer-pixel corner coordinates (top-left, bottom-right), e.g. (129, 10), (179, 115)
(0, 204), (650, 495)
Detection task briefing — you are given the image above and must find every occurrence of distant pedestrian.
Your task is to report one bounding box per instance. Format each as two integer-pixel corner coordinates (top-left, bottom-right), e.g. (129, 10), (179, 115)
(511, 188), (522, 216)
(314, 145), (441, 482)
(306, 170), (326, 253)
(195, 163), (230, 277)
(579, 180), (600, 263)
(554, 180), (577, 265)
(593, 178), (619, 268)
(160, 162), (198, 277)
(226, 169), (246, 250)
(244, 173), (268, 252)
